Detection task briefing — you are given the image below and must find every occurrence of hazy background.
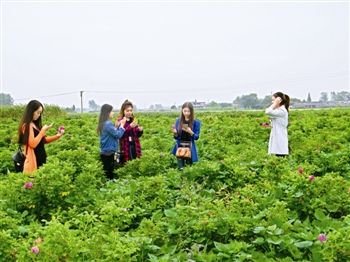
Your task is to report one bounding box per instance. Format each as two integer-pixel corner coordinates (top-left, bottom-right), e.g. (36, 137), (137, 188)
(1, 0), (348, 109)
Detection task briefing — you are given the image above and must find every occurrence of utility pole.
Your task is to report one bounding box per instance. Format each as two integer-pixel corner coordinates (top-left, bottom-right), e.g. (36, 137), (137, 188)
(80, 91), (84, 114)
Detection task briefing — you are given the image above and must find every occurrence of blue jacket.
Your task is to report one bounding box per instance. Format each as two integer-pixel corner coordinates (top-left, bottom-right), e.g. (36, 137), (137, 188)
(100, 120), (125, 154)
(172, 119), (201, 162)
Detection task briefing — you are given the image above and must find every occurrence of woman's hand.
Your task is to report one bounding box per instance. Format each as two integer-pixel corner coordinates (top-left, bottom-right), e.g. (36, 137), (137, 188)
(272, 97), (282, 108)
(130, 121), (138, 128)
(42, 124), (53, 132)
(138, 126), (143, 132)
(117, 117), (127, 128)
(57, 126), (65, 136)
(182, 126), (194, 136)
(171, 125), (177, 134)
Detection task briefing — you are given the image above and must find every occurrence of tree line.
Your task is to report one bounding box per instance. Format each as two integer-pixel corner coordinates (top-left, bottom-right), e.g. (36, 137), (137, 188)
(1, 91), (350, 110)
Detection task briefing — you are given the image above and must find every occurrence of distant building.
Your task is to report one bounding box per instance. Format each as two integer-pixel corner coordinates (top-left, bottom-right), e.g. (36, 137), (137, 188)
(192, 100), (207, 108)
(155, 104), (163, 110)
(291, 101), (350, 109)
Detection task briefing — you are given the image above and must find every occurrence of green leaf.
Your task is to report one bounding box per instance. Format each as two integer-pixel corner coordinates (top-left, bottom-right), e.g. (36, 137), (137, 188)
(314, 209), (326, 221)
(148, 254), (159, 262)
(294, 241), (313, 248)
(253, 237), (265, 244)
(253, 226), (265, 234)
(18, 226), (27, 235)
(274, 228), (284, 235)
(293, 191), (304, 198)
(21, 210), (29, 217)
(267, 238), (282, 245)
(344, 216), (350, 225)
(326, 204), (339, 213)
(267, 224), (277, 231)
(164, 209), (177, 218)
(167, 224), (179, 235)
(217, 225), (229, 236)
(214, 242), (227, 252)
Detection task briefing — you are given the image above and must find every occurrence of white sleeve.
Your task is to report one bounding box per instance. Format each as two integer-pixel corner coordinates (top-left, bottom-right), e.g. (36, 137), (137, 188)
(265, 106), (286, 118)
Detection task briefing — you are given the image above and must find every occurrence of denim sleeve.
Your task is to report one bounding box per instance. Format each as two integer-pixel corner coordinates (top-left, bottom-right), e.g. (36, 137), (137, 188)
(105, 122), (125, 139)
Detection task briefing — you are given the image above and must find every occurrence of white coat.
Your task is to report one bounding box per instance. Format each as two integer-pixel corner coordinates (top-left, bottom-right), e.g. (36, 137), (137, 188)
(265, 105), (289, 155)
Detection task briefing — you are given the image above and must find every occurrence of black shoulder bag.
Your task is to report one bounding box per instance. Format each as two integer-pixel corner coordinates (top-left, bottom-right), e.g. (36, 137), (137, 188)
(12, 145), (26, 172)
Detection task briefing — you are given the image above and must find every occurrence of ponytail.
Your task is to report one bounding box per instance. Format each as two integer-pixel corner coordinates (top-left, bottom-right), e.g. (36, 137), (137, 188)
(283, 94), (290, 112)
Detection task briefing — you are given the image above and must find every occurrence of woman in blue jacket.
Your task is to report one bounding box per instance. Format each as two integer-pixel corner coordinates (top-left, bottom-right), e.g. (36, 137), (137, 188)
(172, 102), (201, 170)
(97, 104), (126, 179)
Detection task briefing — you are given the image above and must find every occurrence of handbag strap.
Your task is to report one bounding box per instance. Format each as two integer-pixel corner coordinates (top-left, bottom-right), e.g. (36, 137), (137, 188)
(18, 144), (28, 154)
(179, 141), (191, 147)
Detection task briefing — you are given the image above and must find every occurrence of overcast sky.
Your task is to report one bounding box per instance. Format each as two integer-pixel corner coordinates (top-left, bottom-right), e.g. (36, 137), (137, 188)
(1, 1), (348, 109)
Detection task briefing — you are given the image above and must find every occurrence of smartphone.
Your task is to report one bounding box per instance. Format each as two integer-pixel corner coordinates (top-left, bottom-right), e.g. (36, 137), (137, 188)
(183, 124), (188, 128)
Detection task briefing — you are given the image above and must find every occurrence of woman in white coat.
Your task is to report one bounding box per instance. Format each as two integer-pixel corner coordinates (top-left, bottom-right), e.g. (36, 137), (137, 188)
(265, 92), (290, 156)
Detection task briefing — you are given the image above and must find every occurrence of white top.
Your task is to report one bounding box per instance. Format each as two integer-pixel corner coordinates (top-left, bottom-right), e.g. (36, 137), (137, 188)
(265, 105), (289, 155)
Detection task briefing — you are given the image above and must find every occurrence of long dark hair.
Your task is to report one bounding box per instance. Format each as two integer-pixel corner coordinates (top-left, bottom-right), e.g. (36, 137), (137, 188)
(273, 92), (290, 112)
(18, 100), (44, 145)
(97, 104), (113, 134)
(179, 102), (194, 130)
(118, 100), (134, 120)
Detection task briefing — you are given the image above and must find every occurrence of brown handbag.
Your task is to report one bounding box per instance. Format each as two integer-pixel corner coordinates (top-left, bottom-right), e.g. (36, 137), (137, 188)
(176, 146), (191, 159)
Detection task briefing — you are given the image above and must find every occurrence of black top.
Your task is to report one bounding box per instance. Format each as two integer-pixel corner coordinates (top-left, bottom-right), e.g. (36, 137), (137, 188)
(33, 128), (47, 167)
(180, 120), (192, 142)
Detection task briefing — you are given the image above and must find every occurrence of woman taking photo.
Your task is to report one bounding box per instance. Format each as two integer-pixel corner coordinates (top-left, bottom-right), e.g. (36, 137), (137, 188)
(265, 92), (290, 157)
(97, 104), (126, 179)
(172, 102), (201, 170)
(117, 100), (143, 163)
(18, 100), (63, 174)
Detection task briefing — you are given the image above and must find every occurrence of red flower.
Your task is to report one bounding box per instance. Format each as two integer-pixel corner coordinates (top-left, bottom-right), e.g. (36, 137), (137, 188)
(297, 166), (304, 174)
(317, 233), (327, 243)
(31, 246), (40, 254)
(23, 182), (33, 189)
(308, 175), (315, 182)
(58, 126), (65, 134)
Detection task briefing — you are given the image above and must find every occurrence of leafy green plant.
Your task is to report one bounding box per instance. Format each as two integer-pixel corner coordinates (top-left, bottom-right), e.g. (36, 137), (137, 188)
(0, 108), (350, 261)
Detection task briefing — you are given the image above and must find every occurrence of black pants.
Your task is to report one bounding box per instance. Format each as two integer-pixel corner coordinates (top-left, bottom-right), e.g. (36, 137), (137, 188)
(177, 158), (192, 169)
(100, 154), (115, 179)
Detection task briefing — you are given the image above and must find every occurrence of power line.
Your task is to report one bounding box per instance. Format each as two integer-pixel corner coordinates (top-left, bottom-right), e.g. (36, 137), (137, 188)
(3, 0), (347, 3)
(14, 92), (78, 101)
(11, 71), (349, 102)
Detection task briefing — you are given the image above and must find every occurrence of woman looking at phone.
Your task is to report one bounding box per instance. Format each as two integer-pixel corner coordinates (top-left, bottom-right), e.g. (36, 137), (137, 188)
(265, 92), (290, 157)
(18, 100), (64, 174)
(172, 102), (201, 170)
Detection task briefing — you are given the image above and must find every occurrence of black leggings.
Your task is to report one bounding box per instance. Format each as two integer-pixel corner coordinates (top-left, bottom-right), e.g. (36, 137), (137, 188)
(275, 154), (288, 158)
(100, 154), (115, 179)
(129, 141), (137, 160)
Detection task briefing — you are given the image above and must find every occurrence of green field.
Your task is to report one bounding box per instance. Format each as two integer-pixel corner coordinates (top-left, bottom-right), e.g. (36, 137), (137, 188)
(0, 107), (349, 261)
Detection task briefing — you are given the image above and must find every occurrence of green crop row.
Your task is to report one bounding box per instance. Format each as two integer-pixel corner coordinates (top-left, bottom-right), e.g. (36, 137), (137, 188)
(0, 108), (349, 261)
